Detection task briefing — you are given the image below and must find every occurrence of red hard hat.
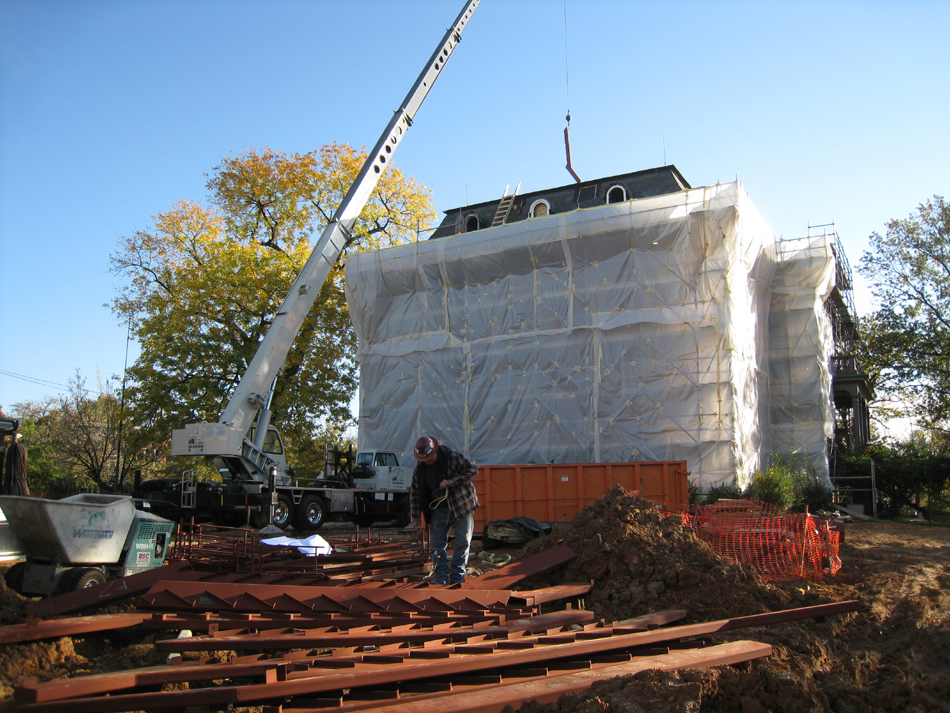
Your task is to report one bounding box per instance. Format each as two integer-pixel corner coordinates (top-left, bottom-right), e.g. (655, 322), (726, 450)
(414, 436), (439, 456)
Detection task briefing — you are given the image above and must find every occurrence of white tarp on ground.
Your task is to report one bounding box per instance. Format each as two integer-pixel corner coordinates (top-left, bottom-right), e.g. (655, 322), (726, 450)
(345, 181), (834, 488)
(261, 534), (332, 557)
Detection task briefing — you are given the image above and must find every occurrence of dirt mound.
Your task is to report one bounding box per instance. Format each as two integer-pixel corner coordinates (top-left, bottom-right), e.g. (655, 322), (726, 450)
(514, 498), (950, 713)
(0, 628), (167, 702)
(520, 485), (790, 623)
(0, 568), (28, 626)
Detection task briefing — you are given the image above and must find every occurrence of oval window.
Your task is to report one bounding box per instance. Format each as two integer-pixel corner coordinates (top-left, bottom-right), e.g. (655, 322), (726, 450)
(530, 200), (550, 218)
(606, 185), (627, 204)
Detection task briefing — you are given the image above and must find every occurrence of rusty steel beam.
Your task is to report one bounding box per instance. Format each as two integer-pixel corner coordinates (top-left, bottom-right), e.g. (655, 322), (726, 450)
(286, 641), (772, 713)
(24, 561), (196, 619)
(14, 603), (856, 712)
(0, 613), (151, 644)
(137, 581), (588, 618)
(137, 581), (518, 613)
(154, 609), (596, 653)
(168, 524), (429, 578)
(462, 545), (576, 590)
(139, 610), (523, 633)
(149, 568), (428, 589)
(16, 610), (595, 705)
(508, 583), (591, 607)
(613, 610), (687, 629)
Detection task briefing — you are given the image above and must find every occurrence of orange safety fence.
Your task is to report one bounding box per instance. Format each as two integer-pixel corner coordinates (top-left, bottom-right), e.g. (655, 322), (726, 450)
(682, 499), (841, 582)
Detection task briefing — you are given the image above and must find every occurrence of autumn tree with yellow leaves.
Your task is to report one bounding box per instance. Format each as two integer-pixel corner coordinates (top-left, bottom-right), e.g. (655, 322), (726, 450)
(110, 145), (434, 480)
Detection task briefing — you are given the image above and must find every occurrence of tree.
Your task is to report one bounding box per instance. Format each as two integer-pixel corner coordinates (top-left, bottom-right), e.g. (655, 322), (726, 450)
(10, 399), (75, 495)
(13, 373), (163, 493)
(839, 438), (950, 519)
(110, 145), (434, 480)
(859, 196), (950, 430)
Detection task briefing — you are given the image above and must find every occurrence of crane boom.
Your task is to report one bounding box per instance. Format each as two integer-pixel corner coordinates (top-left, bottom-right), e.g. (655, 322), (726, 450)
(171, 0), (481, 480)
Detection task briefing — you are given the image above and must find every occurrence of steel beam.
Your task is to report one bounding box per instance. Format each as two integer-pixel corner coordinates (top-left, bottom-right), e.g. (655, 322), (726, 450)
(269, 641), (770, 713)
(14, 602), (857, 712)
(298, 641), (772, 713)
(462, 545), (576, 590)
(137, 581), (518, 613)
(139, 610), (523, 633)
(16, 610), (594, 705)
(154, 609), (595, 653)
(24, 561), (195, 619)
(0, 613), (151, 644)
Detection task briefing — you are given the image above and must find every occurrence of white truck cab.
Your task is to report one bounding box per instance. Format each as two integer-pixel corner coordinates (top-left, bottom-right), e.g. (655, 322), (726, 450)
(351, 451), (411, 491)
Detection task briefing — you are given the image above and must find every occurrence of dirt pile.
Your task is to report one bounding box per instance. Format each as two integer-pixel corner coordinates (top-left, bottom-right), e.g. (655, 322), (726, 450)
(514, 489), (950, 712)
(0, 570), (28, 627)
(0, 624), (167, 702)
(0, 572), (167, 703)
(520, 485), (790, 623)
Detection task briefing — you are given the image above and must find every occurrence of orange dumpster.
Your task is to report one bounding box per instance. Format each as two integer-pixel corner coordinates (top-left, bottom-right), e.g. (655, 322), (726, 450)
(474, 461), (690, 531)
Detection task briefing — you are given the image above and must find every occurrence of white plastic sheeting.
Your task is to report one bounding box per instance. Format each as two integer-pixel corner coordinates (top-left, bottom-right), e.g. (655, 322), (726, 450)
(769, 237), (837, 481)
(261, 534), (332, 557)
(345, 181), (835, 488)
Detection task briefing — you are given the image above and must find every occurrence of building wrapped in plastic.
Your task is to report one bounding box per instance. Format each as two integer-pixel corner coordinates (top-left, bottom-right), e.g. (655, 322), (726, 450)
(345, 168), (845, 488)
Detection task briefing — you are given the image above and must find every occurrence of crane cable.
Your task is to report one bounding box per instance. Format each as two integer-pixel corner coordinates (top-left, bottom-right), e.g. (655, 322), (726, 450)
(564, 0), (571, 127)
(563, 0), (581, 183)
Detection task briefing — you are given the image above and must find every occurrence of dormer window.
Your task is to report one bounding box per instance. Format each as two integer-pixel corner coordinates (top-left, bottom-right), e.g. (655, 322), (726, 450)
(529, 199), (550, 218)
(463, 213), (480, 233)
(606, 184), (627, 204)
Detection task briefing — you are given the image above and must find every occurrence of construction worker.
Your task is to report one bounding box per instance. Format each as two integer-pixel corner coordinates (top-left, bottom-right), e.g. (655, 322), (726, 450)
(409, 436), (478, 585)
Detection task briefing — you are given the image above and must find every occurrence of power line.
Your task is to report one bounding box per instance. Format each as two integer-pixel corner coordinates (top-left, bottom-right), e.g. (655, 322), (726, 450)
(0, 369), (101, 398)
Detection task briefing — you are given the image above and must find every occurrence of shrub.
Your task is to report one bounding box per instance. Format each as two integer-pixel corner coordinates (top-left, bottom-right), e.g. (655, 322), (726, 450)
(704, 480), (742, 504)
(794, 468), (833, 513)
(687, 477), (703, 505)
(743, 455), (797, 510)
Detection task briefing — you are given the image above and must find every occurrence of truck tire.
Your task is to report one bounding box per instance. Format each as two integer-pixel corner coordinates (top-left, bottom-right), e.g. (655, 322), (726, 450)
(212, 509), (247, 528)
(352, 514), (376, 528)
(249, 508), (269, 529)
(4, 561), (26, 595)
(271, 493), (294, 530)
(296, 495), (326, 531)
(59, 567), (106, 592)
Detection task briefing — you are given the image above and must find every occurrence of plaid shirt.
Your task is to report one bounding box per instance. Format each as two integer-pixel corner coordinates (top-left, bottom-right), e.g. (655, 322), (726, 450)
(410, 446), (479, 524)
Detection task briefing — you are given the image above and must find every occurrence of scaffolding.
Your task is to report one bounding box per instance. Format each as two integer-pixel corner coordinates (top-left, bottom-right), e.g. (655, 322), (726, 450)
(346, 181), (840, 488)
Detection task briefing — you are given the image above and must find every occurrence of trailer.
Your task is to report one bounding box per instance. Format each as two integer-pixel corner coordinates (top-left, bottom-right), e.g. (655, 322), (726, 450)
(137, 444), (412, 530)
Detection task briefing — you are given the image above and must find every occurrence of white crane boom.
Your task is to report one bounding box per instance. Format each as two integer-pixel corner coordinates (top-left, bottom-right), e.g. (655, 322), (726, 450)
(171, 0), (481, 481)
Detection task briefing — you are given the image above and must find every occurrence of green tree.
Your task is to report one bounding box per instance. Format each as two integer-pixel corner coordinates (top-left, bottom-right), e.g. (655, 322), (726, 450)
(6, 400), (68, 495)
(859, 196), (950, 430)
(840, 438), (950, 519)
(110, 145), (434, 480)
(12, 374), (163, 493)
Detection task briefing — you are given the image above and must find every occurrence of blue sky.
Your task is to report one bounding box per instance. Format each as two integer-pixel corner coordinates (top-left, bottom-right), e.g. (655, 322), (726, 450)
(1, 0), (948, 412)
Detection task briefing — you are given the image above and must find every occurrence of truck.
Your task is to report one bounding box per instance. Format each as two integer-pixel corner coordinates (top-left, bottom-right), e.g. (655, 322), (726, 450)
(148, 1), (481, 531)
(139, 440), (413, 530)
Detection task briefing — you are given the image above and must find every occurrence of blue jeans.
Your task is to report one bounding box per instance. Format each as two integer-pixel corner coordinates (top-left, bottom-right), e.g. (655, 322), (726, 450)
(428, 508), (474, 585)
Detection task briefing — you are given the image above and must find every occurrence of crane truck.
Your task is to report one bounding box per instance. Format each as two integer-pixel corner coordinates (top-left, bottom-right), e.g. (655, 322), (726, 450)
(144, 1), (481, 531)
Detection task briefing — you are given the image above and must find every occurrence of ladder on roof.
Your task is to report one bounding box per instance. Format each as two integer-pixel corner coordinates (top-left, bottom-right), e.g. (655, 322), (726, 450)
(491, 182), (521, 227)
